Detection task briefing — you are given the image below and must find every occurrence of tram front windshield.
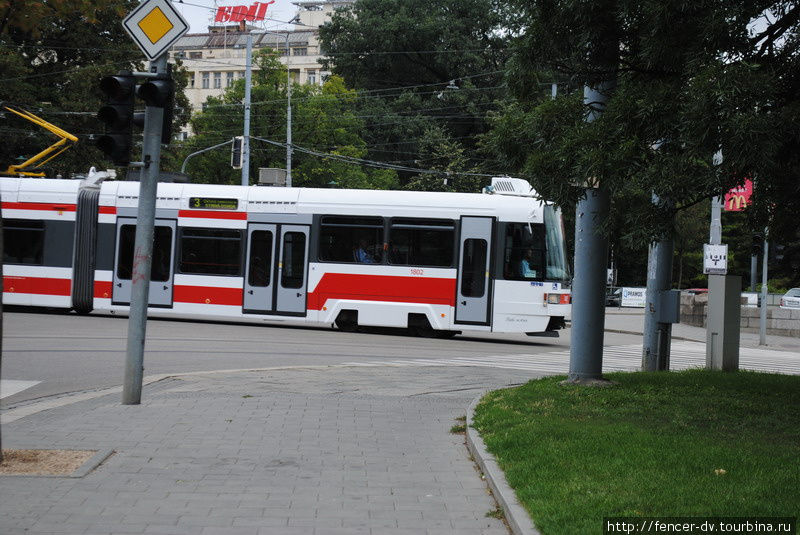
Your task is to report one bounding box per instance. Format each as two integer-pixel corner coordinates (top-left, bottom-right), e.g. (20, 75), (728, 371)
(503, 217), (570, 283)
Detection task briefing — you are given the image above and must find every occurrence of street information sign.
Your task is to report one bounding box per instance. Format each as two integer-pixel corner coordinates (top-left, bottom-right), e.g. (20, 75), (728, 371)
(703, 243), (729, 275)
(123, 0), (189, 60)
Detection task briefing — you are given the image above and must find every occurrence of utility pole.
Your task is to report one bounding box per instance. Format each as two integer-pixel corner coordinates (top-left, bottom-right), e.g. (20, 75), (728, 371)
(565, 80), (614, 385)
(641, 193), (675, 371)
(241, 32), (253, 187)
(760, 233), (768, 345)
(122, 55), (167, 405)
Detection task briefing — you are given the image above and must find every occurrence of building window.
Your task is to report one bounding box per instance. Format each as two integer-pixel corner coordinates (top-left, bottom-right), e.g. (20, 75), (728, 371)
(318, 216), (384, 264)
(179, 228), (242, 276)
(189, 73), (195, 89)
(226, 71), (234, 87)
(292, 47), (307, 56)
(189, 51), (202, 59)
(213, 72), (221, 89)
(307, 70), (316, 85)
(174, 51), (186, 59)
(201, 72), (209, 89)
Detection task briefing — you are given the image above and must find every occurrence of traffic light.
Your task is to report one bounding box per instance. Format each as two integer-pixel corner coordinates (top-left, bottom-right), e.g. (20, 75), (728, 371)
(752, 234), (763, 257)
(231, 136), (243, 169)
(97, 72), (137, 166)
(137, 76), (175, 145)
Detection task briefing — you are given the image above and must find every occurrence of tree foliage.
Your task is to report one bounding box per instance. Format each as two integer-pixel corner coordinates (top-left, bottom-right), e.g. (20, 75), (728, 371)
(486, 0), (800, 249)
(181, 50), (397, 189)
(0, 0), (190, 178)
(318, 0), (510, 192)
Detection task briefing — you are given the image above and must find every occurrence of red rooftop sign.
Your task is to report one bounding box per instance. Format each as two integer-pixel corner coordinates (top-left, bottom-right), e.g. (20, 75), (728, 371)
(215, 1), (275, 23)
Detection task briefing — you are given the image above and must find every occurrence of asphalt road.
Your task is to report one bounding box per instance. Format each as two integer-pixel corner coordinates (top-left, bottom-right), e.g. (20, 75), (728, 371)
(0, 309), (645, 405)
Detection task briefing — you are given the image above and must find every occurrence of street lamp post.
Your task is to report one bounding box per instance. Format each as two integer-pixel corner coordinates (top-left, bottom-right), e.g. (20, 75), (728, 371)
(242, 29), (292, 187)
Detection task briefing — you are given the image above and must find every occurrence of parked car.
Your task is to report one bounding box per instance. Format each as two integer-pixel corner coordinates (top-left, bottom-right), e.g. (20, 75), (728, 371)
(780, 288), (800, 309)
(605, 288), (622, 307)
(685, 288), (708, 295)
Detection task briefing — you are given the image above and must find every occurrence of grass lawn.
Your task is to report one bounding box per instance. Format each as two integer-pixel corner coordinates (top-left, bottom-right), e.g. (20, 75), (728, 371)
(471, 369), (800, 534)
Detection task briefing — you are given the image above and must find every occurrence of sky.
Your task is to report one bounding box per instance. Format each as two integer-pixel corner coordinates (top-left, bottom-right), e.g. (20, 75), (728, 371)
(174, 0), (299, 34)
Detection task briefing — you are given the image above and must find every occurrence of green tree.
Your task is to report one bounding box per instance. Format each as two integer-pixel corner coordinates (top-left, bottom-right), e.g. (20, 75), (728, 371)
(485, 0), (800, 248)
(182, 50), (397, 189)
(1, 0), (191, 178)
(318, 0), (511, 188)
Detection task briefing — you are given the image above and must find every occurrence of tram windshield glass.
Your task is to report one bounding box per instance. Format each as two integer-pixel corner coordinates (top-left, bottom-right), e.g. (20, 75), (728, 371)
(503, 210), (570, 283)
(543, 205), (570, 282)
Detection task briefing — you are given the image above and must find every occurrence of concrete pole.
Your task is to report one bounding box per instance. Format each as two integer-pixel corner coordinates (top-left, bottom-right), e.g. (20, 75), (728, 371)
(642, 199), (674, 372)
(285, 32), (292, 187)
(709, 196), (723, 245)
(568, 187), (611, 382)
(122, 54), (167, 405)
(242, 32), (253, 187)
(750, 255), (757, 292)
(565, 81), (613, 383)
(760, 235), (768, 345)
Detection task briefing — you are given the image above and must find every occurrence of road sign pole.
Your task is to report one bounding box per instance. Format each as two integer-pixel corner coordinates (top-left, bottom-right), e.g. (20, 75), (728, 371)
(122, 54), (167, 405)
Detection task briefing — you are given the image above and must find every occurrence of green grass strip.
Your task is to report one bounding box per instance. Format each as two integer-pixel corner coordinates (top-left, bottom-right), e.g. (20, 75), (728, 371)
(471, 369), (800, 534)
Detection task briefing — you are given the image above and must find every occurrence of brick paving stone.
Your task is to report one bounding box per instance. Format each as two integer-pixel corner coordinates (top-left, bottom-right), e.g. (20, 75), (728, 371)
(1, 366), (525, 534)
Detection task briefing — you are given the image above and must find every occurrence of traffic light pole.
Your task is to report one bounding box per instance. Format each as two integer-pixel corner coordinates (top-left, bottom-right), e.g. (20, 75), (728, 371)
(122, 54), (167, 405)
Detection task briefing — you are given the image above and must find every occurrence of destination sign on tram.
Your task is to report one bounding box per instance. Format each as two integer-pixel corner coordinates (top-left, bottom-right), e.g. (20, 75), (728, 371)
(189, 197), (238, 210)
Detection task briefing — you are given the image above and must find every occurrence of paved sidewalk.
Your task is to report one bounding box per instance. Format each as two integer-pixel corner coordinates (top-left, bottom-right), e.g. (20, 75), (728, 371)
(1, 366), (525, 535)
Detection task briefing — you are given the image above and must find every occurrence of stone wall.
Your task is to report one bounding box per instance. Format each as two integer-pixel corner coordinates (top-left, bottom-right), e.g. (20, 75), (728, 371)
(680, 293), (800, 337)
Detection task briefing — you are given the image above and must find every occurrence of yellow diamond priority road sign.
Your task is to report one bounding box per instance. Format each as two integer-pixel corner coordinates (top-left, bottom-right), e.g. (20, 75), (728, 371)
(123, 0), (189, 60)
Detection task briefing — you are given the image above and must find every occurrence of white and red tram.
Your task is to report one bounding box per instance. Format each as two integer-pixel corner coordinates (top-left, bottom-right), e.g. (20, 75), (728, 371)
(0, 175), (571, 337)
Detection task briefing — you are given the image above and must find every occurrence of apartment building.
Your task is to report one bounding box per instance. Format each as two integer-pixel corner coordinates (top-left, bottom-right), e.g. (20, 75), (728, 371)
(172, 0), (352, 133)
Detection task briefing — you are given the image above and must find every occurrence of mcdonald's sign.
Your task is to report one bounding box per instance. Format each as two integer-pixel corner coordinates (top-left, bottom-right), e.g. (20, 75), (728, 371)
(724, 178), (753, 212)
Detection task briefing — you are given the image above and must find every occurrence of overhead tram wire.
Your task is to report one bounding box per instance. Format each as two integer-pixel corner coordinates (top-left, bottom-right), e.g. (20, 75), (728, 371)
(248, 135), (503, 178)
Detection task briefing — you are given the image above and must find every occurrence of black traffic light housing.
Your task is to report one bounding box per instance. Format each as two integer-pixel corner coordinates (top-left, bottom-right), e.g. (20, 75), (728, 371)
(752, 234), (764, 257)
(231, 136), (243, 169)
(97, 72), (137, 166)
(137, 76), (175, 144)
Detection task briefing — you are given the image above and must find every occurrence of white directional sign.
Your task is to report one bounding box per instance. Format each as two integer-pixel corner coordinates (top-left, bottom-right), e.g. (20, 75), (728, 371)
(122, 0), (189, 60)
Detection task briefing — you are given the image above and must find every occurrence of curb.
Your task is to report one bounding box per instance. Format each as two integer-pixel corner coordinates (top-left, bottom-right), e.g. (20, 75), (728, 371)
(466, 395), (540, 535)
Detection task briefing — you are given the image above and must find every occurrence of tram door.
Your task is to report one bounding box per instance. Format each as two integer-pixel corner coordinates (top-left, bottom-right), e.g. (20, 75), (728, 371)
(112, 218), (176, 307)
(243, 223), (309, 315)
(455, 216), (493, 325)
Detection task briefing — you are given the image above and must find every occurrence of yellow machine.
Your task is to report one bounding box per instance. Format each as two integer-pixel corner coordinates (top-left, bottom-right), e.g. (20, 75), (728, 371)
(3, 106), (78, 177)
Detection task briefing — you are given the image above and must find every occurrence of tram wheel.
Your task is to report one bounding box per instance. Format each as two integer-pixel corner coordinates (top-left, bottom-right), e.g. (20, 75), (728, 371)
(335, 310), (359, 332)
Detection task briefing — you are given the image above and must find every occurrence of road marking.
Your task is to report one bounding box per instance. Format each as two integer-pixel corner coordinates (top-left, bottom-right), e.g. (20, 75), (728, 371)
(1, 380), (41, 399)
(342, 342), (800, 375)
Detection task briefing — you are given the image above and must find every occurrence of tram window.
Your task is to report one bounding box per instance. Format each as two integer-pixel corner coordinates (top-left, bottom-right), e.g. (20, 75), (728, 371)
(318, 216), (384, 263)
(179, 228), (242, 276)
(248, 230), (273, 287)
(388, 218), (454, 267)
(116, 225), (173, 282)
(281, 232), (306, 288)
(461, 239), (487, 297)
(502, 223), (545, 281)
(3, 219), (44, 265)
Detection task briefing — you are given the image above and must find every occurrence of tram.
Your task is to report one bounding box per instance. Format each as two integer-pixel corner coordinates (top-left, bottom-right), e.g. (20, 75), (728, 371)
(0, 175), (571, 337)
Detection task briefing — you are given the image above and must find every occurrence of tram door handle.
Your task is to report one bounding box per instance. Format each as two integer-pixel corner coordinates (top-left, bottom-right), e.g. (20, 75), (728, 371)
(116, 283), (122, 288)
(296, 292), (302, 298)
(461, 300), (467, 305)
(248, 290), (254, 295)
(163, 285), (168, 290)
